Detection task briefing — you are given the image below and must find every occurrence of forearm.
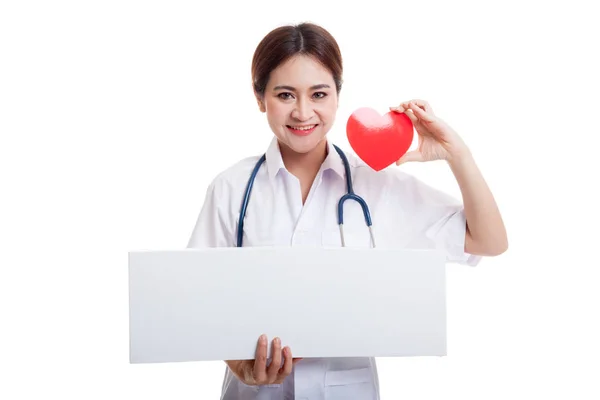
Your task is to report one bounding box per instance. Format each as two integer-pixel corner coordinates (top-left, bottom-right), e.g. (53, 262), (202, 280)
(447, 149), (508, 256)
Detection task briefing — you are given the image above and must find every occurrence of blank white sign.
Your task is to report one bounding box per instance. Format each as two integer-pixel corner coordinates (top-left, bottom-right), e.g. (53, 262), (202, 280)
(128, 247), (447, 363)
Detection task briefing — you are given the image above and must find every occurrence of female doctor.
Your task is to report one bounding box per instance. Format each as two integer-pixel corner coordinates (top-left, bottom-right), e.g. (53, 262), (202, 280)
(187, 22), (508, 400)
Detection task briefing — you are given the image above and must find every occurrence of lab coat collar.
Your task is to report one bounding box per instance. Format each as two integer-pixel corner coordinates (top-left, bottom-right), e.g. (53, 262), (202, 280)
(265, 136), (346, 182)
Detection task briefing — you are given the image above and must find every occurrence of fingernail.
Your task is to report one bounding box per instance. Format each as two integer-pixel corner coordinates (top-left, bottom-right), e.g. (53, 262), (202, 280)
(275, 337), (280, 346)
(260, 334), (267, 343)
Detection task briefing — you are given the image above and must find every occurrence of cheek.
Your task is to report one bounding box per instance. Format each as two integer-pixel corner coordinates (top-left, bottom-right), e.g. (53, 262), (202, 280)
(265, 100), (289, 122)
(318, 101), (338, 121)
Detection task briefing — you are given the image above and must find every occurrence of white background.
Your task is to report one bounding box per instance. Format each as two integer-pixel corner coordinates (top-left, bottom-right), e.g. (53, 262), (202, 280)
(1, 0), (599, 399)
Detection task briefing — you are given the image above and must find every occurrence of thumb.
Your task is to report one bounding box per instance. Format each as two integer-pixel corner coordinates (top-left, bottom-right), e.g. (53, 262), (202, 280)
(396, 150), (422, 165)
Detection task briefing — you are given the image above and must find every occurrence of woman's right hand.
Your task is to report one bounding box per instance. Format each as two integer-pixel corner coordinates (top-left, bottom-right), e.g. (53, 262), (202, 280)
(225, 334), (302, 386)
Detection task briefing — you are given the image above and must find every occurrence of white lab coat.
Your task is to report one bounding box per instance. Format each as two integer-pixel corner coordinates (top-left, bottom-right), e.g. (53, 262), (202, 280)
(188, 136), (481, 400)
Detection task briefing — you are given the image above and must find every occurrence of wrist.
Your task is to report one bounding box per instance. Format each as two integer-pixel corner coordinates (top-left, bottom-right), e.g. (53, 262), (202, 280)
(446, 148), (476, 178)
(446, 143), (472, 165)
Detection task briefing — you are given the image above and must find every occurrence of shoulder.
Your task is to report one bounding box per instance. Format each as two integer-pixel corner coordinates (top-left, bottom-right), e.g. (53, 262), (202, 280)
(205, 154), (264, 199)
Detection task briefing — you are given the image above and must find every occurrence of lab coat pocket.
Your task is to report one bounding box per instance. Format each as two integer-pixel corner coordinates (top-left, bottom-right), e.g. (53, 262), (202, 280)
(324, 368), (376, 400)
(235, 382), (282, 399)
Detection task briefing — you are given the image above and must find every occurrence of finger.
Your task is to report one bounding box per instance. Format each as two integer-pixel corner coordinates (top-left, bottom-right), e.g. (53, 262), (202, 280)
(408, 102), (436, 123)
(253, 334), (268, 383)
(400, 108), (417, 124)
(277, 346), (294, 380)
(389, 105), (405, 113)
(390, 100), (416, 112)
(396, 150), (423, 165)
(408, 99), (433, 113)
(267, 337), (282, 382)
(391, 102), (412, 114)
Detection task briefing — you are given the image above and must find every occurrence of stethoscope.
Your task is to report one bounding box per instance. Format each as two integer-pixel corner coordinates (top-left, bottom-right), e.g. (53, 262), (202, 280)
(236, 144), (376, 248)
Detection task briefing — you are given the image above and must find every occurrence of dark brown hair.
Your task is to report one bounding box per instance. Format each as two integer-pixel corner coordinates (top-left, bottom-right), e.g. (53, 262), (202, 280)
(251, 22), (343, 100)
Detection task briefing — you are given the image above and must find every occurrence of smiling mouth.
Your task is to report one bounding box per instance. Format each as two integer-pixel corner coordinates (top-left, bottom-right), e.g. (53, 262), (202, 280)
(286, 124), (318, 136)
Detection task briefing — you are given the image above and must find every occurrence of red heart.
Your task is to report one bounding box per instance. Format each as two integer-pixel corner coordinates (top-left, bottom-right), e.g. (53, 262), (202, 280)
(346, 107), (414, 171)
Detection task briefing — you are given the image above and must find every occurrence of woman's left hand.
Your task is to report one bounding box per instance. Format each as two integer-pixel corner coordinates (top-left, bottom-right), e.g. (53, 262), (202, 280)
(390, 99), (470, 164)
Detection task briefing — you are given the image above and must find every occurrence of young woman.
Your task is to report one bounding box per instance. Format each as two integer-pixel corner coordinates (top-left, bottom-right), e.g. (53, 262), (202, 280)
(187, 22), (507, 400)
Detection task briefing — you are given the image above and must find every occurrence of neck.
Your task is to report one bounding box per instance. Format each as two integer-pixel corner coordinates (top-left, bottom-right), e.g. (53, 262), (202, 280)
(279, 139), (328, 177)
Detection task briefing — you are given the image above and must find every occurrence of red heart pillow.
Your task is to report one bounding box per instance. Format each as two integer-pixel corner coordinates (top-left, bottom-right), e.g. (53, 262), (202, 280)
(346, 107), (414, 171)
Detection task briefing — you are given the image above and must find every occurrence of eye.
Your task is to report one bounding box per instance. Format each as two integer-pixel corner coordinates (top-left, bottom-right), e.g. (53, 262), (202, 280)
(277, 92), (294, 100)
(313, 92), (327, 99)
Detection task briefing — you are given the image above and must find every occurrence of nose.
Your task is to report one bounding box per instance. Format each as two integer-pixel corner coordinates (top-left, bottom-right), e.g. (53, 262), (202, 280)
(291, 98), (315, 121)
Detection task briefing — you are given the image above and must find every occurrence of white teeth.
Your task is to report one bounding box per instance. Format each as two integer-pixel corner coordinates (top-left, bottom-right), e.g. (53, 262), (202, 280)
(289, 125), (316, 130)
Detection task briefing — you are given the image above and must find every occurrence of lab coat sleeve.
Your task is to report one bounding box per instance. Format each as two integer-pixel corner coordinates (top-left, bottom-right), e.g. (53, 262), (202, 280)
(401, 174), (482, 267)
(186, 179), (234, 248)
(424, 205), (482, 266)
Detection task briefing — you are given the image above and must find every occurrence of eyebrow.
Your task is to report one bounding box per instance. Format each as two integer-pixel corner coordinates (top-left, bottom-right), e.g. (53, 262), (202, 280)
(272, 84), (331, 91)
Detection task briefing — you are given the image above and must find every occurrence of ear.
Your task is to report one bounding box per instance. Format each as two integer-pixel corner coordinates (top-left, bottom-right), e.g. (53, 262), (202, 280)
(256, 95), (266, 113)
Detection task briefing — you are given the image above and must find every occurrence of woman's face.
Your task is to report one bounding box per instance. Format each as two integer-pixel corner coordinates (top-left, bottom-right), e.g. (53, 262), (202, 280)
(259, 54), (338, 155)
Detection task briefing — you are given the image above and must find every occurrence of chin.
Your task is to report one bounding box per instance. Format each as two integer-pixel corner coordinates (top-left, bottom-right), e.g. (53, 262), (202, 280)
(281, 133), (326, 154)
